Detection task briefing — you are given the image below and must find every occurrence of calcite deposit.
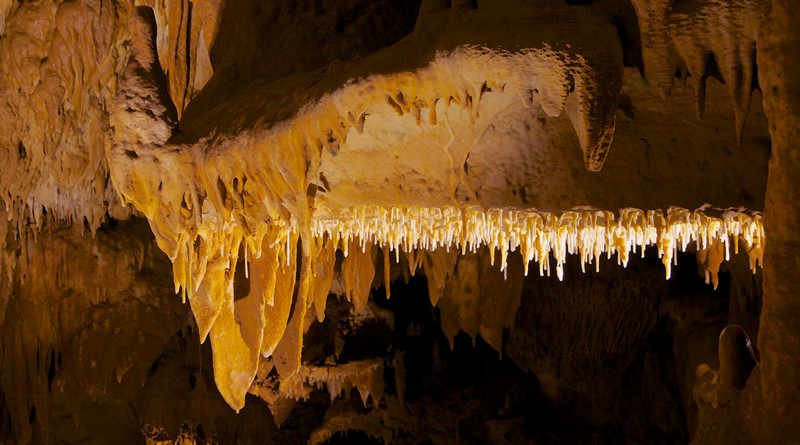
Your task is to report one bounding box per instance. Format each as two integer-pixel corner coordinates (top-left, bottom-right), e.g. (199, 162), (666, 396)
(0, 0), (796, 443)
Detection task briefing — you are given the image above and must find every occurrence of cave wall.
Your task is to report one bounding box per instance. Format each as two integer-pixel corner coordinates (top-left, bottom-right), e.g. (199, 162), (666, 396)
(745, 0), (800, 440)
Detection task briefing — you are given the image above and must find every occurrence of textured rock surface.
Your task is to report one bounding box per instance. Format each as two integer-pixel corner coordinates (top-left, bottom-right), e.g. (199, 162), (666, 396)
(746, 0), (800, 440)
(0, 0), (132, 232)
(0, 0), (796, 443)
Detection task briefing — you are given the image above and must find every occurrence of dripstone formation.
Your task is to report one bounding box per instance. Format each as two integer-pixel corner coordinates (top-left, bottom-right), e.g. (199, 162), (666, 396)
(1, 0), (797, 443)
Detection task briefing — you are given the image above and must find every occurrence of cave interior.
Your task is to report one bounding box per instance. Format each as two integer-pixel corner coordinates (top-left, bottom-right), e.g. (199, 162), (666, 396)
(0, 0), (799, 443)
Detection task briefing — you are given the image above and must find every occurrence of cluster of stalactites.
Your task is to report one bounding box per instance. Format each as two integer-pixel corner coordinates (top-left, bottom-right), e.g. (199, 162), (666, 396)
(265, 360), (385, 409)
(173, 202), (764, 332)
(631, 0), (767, 143)
(311, 205), (764, 283)
(163, 204), (762, 411)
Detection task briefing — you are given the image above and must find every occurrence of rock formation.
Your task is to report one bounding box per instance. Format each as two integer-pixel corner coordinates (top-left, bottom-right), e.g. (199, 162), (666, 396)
(0, 0), (795, 443)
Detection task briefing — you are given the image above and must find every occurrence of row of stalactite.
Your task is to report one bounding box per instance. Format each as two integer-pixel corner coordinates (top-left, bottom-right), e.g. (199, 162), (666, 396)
(157, 204), (763, 411)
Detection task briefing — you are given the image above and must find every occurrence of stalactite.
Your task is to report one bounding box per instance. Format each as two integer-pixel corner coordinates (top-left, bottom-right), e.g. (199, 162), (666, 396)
(631, 0), (767, 143)
(314, 205), (764, 281)
(0, 0), (766, 420)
